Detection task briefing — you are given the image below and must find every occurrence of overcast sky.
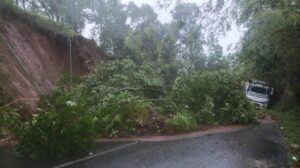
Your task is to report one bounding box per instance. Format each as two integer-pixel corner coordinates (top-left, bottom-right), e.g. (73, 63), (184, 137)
(83, 0), (243, 55)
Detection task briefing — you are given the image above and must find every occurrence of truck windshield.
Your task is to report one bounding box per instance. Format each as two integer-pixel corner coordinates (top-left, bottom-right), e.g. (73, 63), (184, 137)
(250, 87), (267, 94)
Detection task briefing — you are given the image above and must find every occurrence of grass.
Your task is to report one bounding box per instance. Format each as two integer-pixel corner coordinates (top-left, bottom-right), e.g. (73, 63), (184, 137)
(270, 108), (300, 168)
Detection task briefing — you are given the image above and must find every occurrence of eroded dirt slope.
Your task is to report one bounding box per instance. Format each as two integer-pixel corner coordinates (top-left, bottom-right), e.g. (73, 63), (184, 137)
(0, 14), (105, 115)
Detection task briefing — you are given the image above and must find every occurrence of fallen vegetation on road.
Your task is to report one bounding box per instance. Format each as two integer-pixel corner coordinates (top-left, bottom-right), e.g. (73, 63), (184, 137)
(11, 59), (258, 158)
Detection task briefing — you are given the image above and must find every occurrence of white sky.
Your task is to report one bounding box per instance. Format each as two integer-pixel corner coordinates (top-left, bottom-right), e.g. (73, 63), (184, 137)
(82, 0), (243, 55)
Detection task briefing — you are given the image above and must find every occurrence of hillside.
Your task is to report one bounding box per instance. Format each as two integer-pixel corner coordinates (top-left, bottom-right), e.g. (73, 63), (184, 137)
(0, 4), (105, 115)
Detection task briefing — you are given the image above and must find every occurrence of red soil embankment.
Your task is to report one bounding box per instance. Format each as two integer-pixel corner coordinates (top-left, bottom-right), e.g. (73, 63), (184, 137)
(0, 14), (105, 116)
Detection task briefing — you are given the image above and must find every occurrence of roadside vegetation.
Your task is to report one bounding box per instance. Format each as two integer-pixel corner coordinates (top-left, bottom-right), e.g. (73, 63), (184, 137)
(270, 109), (300, 168)
(13, 59), (256, 158)
(0, 104), (22, 140)
(235, 1), (300, 167)
(1, 0), (300, 163)
(0, 85), (22, 139)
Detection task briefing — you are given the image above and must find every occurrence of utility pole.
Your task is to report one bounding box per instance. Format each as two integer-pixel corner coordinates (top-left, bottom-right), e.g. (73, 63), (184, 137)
(69, 37), (73, 87)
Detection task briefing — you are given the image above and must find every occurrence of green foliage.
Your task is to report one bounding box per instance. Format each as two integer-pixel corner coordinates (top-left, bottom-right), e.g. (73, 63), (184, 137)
(6, 0), (91, 33)
(172, 2), (205, 70)
(84, 59), (164, 99)
(239, 6), (300, 106)
(4, 0), (230, 79)
(82, 59), (165, 136)
(193, 97), (215, 124)
(0, 86), (23, 138)
(0, 0), (76, 38)
(14, 57), (258, 158)
(166, 112), (198, 132)
(124, 20), (180, 86)
(15, 89), (96, 158)
(88, 0), (128, 55)
(172, 70), (257, 124)
(93, 91), (152, 137)
(83, 61), (257, 135)
(56, 73), (82, 90)
(271, 109), (300, 167)
(158, 0), (300, 109)
(0, 106), (22, 138)
(1, 0), (279, 160)
(15, 59), (165, 158)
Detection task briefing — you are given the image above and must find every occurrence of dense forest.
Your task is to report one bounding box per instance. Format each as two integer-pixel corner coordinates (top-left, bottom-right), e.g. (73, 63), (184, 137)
(0, 0), (300, 163)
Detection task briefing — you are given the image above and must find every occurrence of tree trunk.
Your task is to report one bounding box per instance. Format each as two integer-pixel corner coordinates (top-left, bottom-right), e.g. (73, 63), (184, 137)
(280, 85), (297, 109)
(22, 0), (25, 10)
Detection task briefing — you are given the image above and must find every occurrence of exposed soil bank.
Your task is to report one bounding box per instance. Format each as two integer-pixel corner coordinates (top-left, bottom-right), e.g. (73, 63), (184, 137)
(0, 12), (105, 115)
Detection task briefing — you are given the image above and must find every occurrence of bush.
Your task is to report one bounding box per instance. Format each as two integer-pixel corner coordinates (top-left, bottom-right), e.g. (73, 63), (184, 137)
(0, 86), (23, 138)
(93, 91), (152, 137)
(171, 70), (257, 124)
(193, 97), (215, 124)
(15, 90), (96, 158)
(85, 59), (163, 87)
(14, 60), (257, 158)
(165, 112), (198, 132)
(91, 90), (159, 137)
(271, 109), (300, 168)
(81, 59), (165, 136)
(0, 106), (22, 138)
(15, 59), (163, 157)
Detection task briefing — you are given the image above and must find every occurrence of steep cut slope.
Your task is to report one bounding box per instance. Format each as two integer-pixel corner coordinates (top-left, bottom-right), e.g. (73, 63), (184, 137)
(0, 8), (105, 115)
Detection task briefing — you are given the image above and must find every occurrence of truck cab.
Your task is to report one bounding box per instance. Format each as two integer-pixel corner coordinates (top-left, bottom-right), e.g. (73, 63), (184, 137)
(244, 80), (273, 108)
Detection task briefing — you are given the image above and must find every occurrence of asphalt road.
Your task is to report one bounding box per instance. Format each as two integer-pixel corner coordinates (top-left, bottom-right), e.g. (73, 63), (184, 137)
(68, 124), (287, 168)
(0, 142), (130, 168)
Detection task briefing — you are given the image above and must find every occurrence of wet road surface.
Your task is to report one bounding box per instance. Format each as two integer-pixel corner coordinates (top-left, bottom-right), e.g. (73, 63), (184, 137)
(70, 124), (287, 168)
(0, 142), (129, 168)
(0, 123), (288, 168)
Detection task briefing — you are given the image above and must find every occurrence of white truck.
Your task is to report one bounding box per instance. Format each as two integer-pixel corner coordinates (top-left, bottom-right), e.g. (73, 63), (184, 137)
(244, 80), (273, 108)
